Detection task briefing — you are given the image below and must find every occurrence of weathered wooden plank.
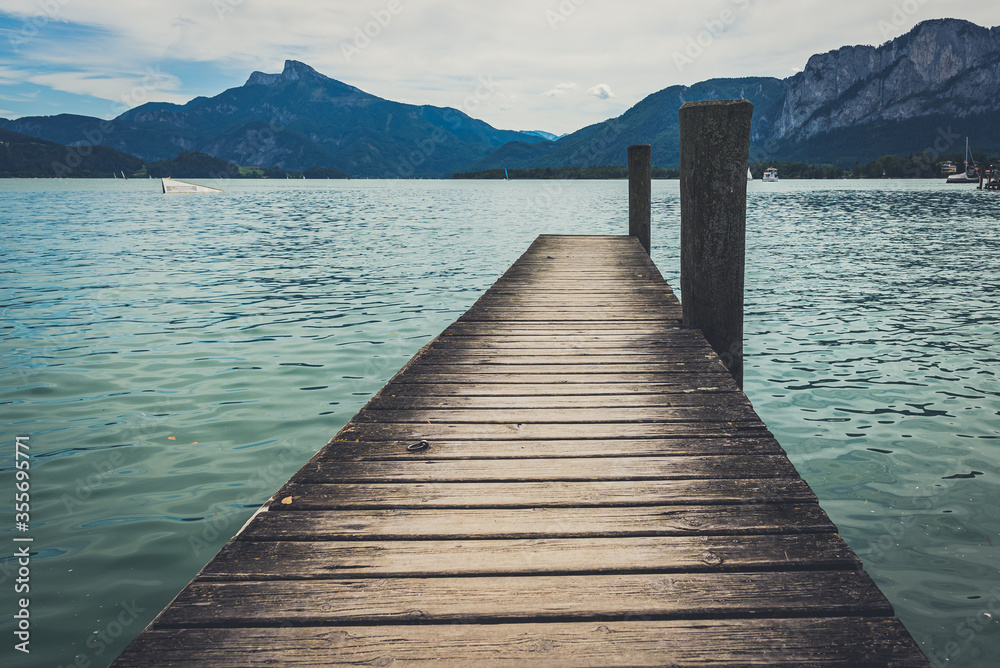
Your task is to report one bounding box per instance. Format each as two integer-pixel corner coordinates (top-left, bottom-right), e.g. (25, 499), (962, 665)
(406, 363), (729, 375)
(197, 534), (861, 580)
(458, 313), (681, 322)
(272, 478), (817, 510)
(415, 345), (713, 358)
(439, 324), (693, 335)
(389, 372), (739, 387)
(110, 617), (932, 667)
(421, 350), (714, 361)
(469, 290), (677, 298)
(378, 382), (740, 398)
(240, 505), (837, 540)
(466, 303), (680, 311)
(483, 280), (670, 288)
(335, 422), (768, 442)
(470, 294), (677, 301)
(353, 406), (758, 425)
(414, 353), (725, 365)
(495, 263), (662, 270)
(504, 265), (659, 271)
(290, 455), (799, 483)
(367, 393), (750, 409)
(155, 570), (889, 626)
(320, 436), (785, 460)
(426, 338), (709, 350)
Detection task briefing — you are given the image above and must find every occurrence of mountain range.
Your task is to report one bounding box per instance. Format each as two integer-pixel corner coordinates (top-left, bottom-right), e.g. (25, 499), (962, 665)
(470, 18), (1000, 171)
(2, 18), (998, 177)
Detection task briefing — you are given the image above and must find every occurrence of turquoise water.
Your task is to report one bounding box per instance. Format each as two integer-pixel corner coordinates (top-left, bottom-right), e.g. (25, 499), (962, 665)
(1, 178), (997, 667)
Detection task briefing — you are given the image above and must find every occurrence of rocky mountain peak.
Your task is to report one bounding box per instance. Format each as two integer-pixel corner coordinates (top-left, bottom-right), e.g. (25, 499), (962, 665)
(280, 60), (328, 82)
(776, 17), (1000, 142)
(245, 60), (342, 87)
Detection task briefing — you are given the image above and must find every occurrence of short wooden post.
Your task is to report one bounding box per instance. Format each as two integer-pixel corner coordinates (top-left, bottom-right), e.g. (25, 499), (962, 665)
(678, 100), (753, 388)
(628, 144), (651, 255)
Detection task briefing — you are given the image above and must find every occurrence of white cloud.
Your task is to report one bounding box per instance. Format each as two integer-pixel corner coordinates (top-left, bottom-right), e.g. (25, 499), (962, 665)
(587, 84), (614, 100)
(543, 82), (577, 97)
(0, 65), (32, 86)
(0, 91), (38, 101)
(1, 0), (998, 134)
(28, 69), (187, 110)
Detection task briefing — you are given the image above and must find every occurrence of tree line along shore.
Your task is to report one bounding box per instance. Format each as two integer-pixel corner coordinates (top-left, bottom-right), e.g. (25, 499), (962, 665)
(453, 152), (1000, 181)
(3, 127), (996, 181)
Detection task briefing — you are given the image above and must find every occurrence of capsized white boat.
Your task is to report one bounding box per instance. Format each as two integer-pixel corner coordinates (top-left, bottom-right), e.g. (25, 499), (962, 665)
(161, 177), (224, 194)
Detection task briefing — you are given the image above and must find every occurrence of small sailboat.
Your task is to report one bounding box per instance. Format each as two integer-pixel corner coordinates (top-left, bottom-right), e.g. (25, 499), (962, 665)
(504, 167), (509, 181)
(946, 138), (979, 184)
(747, 167), (753, 180)
(161, 177), (224, 194)
(763, 167), (778, 182)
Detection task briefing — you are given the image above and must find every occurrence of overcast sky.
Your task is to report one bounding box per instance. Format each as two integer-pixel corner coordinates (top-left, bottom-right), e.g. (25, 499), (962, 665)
(1, 0), (997, 135)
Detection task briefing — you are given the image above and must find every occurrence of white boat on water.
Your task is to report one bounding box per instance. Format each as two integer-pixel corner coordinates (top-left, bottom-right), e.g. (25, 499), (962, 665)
(763, 167), (778, 182)
(161, 177), (224, 194)
(945, 138), (979, 184)
(747, 167), (753, 180)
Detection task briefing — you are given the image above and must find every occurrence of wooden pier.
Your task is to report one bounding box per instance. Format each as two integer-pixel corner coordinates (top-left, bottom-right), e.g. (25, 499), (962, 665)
(113, 234), (928, 666)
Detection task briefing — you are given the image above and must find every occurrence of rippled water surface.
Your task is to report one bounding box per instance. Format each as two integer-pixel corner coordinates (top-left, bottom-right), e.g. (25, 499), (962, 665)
(1, 178), (998, 667)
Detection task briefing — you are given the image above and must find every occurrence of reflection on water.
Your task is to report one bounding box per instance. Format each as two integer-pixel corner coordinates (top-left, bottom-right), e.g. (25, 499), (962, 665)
(0, 179), (998, 666)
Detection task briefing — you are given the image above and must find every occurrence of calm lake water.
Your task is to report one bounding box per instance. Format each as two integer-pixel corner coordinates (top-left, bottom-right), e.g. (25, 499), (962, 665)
(1, 178), (998, 667)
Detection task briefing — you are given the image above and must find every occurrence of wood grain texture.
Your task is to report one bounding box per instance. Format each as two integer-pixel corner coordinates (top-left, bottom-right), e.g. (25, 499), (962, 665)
(239, 504), (837, 540)
(110, 618), (931, 667)
(319, 436), (785, 460)
(289, 455), (801, 483)
(198, 533), (862, 579)
(368, 392), (748, 408)
(376, 382), (742, 396)
(353, 406), (760, 424)
(335, 422), (769, 442)
(387, 372), (740, 386)
(157, 570), (891, 626)
(270, 478), (818, 509)
(111, 235), (928, 667)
